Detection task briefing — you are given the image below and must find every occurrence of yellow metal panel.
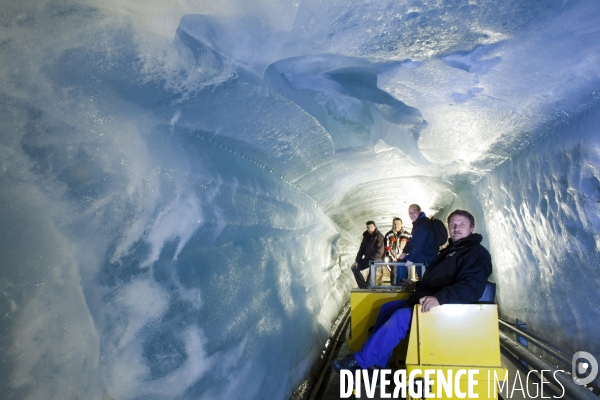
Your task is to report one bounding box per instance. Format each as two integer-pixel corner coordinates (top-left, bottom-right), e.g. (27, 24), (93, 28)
(418, 304), (501, 367)
(405, 366), (508, 399)
(405, 306), (420, 365)
(348, 290), (410, 350)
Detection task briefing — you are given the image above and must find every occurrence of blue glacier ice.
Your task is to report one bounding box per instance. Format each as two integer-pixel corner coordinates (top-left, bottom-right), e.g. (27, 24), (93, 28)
(0, 0), (599, 399)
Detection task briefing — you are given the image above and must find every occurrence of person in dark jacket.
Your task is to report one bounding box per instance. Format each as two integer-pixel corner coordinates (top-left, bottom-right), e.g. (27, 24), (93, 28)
(332, 209), (492, 372)
(351, 221), (385, 289)
(399, 204), (438, 269)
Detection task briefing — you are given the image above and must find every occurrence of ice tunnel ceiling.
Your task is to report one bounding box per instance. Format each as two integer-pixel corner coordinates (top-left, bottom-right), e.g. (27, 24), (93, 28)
(168, 0), (600, 233)
(3, 0), (599, 236)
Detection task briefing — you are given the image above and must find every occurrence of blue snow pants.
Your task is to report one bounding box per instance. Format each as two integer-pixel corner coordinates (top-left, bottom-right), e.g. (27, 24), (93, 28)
(354, 299), (413, 369)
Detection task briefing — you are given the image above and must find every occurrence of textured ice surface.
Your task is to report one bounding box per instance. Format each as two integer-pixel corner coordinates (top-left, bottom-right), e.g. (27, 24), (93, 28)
(1, 0), (600, 399)
(476, 110), (600, 360)
(437, 108), (600, 370)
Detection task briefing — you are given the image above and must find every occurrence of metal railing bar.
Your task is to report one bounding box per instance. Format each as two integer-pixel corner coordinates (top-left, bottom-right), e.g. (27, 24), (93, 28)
(368, 261), (425, 288)
(498, 319), (573, 367)
(499, 332), (598, 400)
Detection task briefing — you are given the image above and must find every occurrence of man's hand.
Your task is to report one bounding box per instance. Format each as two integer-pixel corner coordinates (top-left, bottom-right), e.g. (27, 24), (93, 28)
(351, 262), (358, 270)
(419, 296), (440, 313)
(400, 279), (416, 292)
(398, 252), (406, 260)
(405, 260), (414, 267)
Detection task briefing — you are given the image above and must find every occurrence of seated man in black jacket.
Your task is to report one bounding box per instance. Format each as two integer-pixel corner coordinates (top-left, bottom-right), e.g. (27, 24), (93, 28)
(333, 209), (492, 372)
(351, 221), (385, 289)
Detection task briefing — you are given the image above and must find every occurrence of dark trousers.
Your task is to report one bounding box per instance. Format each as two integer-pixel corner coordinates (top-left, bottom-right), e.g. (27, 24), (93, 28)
(352, 259), (373, 289)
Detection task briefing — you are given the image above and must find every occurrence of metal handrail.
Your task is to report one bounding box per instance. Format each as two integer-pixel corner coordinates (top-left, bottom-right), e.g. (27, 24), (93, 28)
(308, 304), (351, 400)
(368, 262), (425, 266)
(499, 332), (599, 400)
(498, 319), (573, 367)
(368, 261), (425, 288)
(499, 318), (600, 393)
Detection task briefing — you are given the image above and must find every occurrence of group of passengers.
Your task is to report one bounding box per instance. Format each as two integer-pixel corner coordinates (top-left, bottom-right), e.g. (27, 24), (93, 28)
(350, 204), (437, 289)
(332, 204), (493, 374)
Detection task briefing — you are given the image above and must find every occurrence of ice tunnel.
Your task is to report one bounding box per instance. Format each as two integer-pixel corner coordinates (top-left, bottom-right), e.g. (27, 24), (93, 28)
(0, 0), (599, 399)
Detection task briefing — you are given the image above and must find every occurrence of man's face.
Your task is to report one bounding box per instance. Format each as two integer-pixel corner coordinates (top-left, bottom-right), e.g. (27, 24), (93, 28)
(448, 214), (474, 241)
(393, 220), (402, 232)
(408, 206), (420, 222)
(366, 224), (376, 235)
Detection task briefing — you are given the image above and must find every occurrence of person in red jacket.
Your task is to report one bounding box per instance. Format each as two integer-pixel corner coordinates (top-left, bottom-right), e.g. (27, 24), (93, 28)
(384, 217), (411, 261)
(384, 217), (411, 285)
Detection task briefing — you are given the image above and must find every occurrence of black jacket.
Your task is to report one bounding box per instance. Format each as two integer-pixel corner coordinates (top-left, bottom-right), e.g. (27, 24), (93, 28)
(408, 233), (492, 307)
(355, 229), (385, 263)
(402, 213), (438, 264)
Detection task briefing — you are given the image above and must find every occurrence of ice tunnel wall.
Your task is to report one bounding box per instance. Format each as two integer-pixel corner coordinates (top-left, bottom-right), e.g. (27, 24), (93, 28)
(0, 4), (357, 398)
(1, 104), (355, 400)
(0, 100), (355, 400)
(445, 105), (600, 363)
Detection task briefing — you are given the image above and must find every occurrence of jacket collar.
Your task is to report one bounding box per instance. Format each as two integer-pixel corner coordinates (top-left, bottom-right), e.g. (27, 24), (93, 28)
(412, 212), (427, 225)
(447, 233), (482, 249)
(363, 229), (380, 237)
